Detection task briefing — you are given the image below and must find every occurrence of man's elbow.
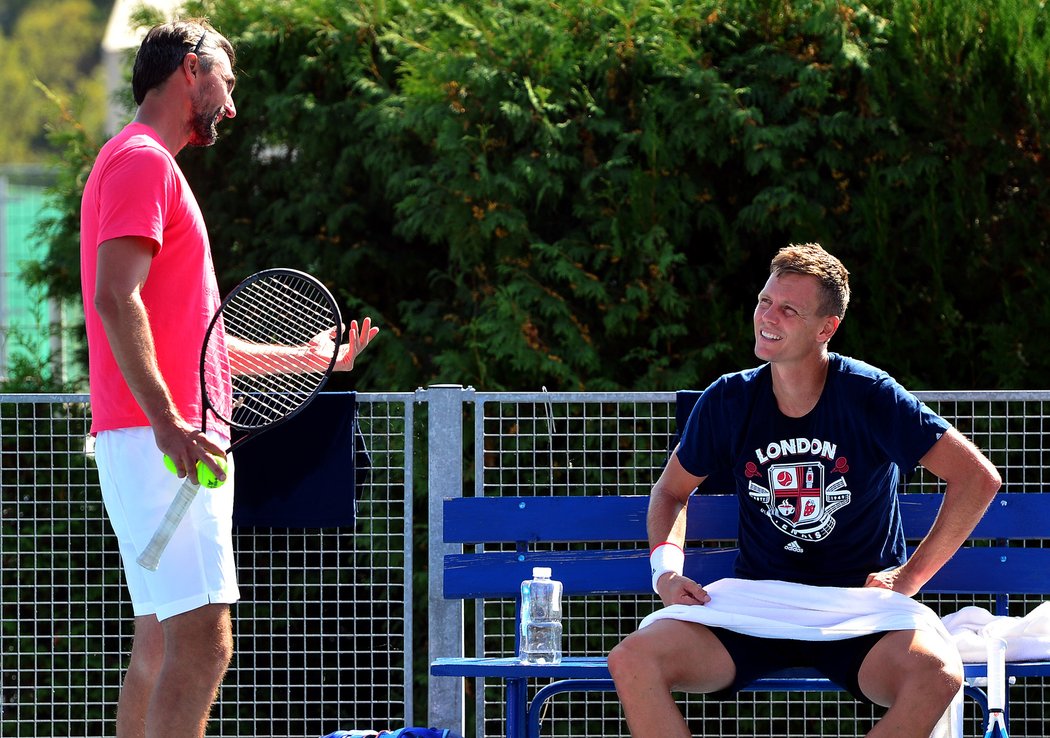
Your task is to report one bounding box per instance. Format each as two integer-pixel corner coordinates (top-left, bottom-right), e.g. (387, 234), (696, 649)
(93, 288), (135, 327)
(977, 459), (1003, 502)
(93, 289), (119, 322)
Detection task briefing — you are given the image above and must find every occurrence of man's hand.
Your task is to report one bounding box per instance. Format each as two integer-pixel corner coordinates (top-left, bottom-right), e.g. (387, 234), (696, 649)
(863, 566), (921, 597)
(655, 573), (711, 606)
(334, 317), (379, 372)
(153, 417), (227, 485)
(294, 316), (379, 374)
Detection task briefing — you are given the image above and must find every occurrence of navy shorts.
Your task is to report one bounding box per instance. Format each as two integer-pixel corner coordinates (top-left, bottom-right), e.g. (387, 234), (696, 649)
(707, 627), (891, 705)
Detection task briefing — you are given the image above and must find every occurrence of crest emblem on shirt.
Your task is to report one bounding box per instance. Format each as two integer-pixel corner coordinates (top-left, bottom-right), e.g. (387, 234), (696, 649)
(747, 461), (851, 541)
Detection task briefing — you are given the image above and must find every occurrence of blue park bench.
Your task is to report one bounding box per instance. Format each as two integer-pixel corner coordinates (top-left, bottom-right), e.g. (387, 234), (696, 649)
(430, 492), (1050, 738)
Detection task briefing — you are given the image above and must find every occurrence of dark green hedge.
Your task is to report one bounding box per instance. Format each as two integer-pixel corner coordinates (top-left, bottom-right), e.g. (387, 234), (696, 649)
(33, 0), (1050, 391)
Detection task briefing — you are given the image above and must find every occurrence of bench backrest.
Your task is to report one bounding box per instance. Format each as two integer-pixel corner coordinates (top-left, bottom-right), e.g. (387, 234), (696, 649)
(442, 493), (1050, 610)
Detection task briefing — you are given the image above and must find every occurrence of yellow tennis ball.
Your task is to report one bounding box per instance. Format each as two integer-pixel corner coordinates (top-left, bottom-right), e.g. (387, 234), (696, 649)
(197, 456), (228, 489)
(162, 454), (227, 488)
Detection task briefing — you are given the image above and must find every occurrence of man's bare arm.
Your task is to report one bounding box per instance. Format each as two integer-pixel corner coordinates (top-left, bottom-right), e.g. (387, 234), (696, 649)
(94, 237), (224, 479)
(865, 427), (1001, 595)
(647, 450), (711, 605)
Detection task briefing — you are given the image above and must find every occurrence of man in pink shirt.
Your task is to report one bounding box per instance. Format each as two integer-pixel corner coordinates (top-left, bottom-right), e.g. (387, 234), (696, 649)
(80, 19), (375, 738)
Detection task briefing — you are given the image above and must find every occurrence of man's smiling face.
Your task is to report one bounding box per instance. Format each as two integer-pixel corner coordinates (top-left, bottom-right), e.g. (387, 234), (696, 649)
(753, 272), (832, 365)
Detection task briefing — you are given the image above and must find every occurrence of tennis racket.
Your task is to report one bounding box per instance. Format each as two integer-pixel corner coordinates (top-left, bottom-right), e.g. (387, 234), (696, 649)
(984, 636), (1010, 738)
(136, 268), (343, 571)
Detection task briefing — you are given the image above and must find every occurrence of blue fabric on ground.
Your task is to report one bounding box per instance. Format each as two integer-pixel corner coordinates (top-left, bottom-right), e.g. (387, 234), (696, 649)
(320, 728), (464, 738)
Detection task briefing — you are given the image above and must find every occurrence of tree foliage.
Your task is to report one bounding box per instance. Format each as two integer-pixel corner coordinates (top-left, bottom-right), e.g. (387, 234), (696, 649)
(0, 0), (107, 163)
(34, 0), (1050, 391)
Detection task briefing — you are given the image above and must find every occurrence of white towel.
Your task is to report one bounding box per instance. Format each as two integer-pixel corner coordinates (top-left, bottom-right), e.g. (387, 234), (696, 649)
(639, 578), (949, 638)
(941, 601), (1050, 663)
(638, 578), (962, 738)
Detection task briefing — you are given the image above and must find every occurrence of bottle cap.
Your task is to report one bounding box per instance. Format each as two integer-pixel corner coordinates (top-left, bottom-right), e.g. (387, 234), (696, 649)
(532, 566), (552, 578)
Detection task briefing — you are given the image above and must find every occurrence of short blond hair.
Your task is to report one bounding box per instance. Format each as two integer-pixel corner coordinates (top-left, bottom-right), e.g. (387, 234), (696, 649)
(770, 243), (850, 318)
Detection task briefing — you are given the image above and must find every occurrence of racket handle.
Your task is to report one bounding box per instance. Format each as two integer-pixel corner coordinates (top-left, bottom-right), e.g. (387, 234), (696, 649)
(986, 636), (1008, 709)
(136, 477), (201, 571)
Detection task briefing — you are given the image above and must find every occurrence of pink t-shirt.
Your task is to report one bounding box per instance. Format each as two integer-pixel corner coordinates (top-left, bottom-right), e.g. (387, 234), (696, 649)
(80, 122), (231, 436)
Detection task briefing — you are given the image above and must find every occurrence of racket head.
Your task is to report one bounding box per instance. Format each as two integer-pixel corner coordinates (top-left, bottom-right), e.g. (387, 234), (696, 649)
(200, 268), (343, 432)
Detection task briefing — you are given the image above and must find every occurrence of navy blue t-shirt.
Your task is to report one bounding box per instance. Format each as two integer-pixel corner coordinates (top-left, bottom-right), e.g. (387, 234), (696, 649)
(676, 354), (951, 587)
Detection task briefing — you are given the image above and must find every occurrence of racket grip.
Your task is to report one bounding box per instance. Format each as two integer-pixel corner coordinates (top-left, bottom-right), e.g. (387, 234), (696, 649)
(986, 636), (1008, 709)
(136, 477), (201, 571)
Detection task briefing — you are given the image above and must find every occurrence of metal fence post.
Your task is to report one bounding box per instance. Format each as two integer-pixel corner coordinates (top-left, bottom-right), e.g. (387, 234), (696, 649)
(425, 384), (472, 734)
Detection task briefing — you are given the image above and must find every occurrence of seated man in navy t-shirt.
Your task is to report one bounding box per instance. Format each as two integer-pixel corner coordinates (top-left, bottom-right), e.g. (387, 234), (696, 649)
(609, 243), (1001, 738)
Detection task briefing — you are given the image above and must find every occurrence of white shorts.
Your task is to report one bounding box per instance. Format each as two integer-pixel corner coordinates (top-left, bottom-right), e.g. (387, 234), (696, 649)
(94, 427), (240, 621)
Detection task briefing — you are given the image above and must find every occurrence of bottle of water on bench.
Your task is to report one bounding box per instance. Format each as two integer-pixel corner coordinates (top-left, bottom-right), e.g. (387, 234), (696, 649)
(519, 566), (563, 665)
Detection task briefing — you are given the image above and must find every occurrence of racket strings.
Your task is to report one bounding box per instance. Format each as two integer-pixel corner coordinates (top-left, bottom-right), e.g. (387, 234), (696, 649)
(202, 273), (340, 429)
(231, 279), (335, 346)
(234, 278), (337, 345)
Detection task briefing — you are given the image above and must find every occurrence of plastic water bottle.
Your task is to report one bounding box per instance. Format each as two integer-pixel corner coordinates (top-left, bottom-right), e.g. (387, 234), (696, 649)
(519, 566), (562, 665)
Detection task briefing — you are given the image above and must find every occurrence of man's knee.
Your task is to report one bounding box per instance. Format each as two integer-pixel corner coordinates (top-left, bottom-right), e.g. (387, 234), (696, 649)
(610, 623), (735, 695)
(860, 631), (963, 708)
(129, 615), (165, 678)
(900, 652), (963, 715)
(608, 635), (644, 684)
(199, 609), (234, 677)
(162, 604), (233, 677)
(933, 653), (964, 700)
(912, 636), (964, 697)
(210, 623), (234, 671)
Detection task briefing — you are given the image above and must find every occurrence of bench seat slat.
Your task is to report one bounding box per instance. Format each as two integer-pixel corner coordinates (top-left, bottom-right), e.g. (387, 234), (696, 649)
(431, 656), (1050, 682)
(444, 546), (1050, 599)
(443, 548), (731, 598)
(442, 495), (666, 542)
(443, 493), (1048, 544)
(430, 657), (841, 684)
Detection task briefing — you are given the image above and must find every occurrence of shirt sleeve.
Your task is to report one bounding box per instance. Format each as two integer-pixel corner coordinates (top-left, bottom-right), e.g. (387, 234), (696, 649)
(675, 376), (727, 479)
(865, 376), (951, 473)
(95, 144), (176, 253)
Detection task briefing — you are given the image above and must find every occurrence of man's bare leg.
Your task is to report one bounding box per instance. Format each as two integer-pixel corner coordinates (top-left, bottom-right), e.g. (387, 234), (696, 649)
(117, 615), (165, 738)
(146, 603), (233, 738)
(858, 629), (964, 738)
(609, 620), (736, 738)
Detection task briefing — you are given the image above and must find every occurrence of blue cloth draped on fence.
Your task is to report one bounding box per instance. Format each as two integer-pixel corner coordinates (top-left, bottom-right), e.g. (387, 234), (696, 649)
(232, 391), (368, 528)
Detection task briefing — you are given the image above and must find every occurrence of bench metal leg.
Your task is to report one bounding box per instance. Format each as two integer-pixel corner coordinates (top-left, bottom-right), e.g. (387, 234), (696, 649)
(527, 679), (617, 738)
(963, 683), (989, 723)
(518, 679), (1005, 738)
(507, 677), (528, 738)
